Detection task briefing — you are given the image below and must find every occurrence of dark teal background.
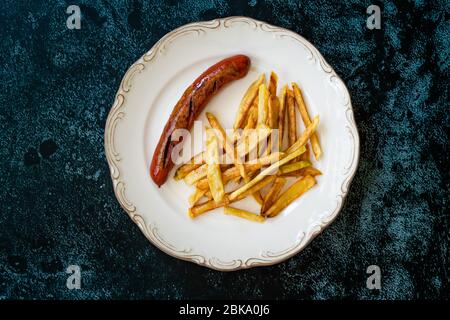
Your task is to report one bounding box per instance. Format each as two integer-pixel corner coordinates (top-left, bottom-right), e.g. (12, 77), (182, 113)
(0, 0), (448, 299)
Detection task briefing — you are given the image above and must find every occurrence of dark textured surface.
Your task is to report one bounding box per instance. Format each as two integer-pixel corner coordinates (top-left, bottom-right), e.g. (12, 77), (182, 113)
(0, 0), (448, 300)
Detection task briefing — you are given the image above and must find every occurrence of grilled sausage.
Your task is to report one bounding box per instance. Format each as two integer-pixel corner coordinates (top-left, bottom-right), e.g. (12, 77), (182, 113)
(150, 55), (251, 186)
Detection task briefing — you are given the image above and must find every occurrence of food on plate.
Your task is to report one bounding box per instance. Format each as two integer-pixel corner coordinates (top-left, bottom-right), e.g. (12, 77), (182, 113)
(281, 166), (322, 178)
(287, 89), (297, 148)
(174, 152), (205, 180)
(257, 83), (269, 127)
(154, 66), (323, 221)
(234, 74), (266, 129)
(279, 160), (311, 175)
(189, 188), (207, 206)
(195, 152), (282, 191)
(150, 55), (251, 187)
(292, 83), (322, 160)
(229, 144), (307, 200)
(261, 177), (286, 215)
(205, 128), (225, 202)
(188, 175), (276, 218)
(224, 206), (265, 223)
(265, 175), (316, 217)
(277, 84), (288, 150)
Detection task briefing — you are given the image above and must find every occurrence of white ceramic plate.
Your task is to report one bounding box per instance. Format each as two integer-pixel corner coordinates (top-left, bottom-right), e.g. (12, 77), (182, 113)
(105, 17), (359, 271)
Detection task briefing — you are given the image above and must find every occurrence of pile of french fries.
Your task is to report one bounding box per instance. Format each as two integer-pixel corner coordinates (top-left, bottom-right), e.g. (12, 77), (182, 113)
(174, 72), (323, 222)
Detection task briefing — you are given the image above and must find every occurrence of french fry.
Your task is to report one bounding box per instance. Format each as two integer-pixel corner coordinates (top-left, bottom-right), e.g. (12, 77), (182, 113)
(232, 102), (258, 144)
(292, 83), (322, 159)
(204, 190), (212, 200)
(229, 145), (306, 200)
(195, 152), (281, 190)
(267, 95), (279, 155)
(265, 175), (317, 218)
(267, 72), (279, 154)
(189, 196), (230, 218)
(286, 116), (319, 154)
(245, 151), (283, 165)
(261, 177), (286, 214)
(184, 163), (230, 185)
(206, 112), (265, 204)
(180, 75), (323, 220)
(174, 152), (205, 180)
(300, 143), (311, 161)
(236, 125), (271, 159)
(234, 74), (265, 129)
(189, 175), (276, 217)
(287, 89), (297, 148)
(184, 164), (209, 185)
(245, 104), (258, 130)
(205, 128), (224, 202)
(207, 113), (246, 176)
(257, 83), (269, 127)
(196, 165), (256, 190)
(278, 85), (288, 151)
(281, 166), (322, 177)
(224, 206), (265, 223)
(189, 188), (207, 207)
(230, 116), (319, 201)
(268, 71), (278, 97)
(279, 160), (311, 175)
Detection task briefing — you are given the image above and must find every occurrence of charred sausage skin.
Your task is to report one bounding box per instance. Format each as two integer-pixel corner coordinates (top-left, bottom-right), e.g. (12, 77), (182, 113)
(150, 55), (251, 187)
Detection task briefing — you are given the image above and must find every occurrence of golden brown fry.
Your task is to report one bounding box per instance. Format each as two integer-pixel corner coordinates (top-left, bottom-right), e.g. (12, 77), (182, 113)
(257, 83), (269, 126)
(234, 74), (265, 129)
(204, 190), (212, 200)
(184, 163), (209, 185)
(261, 177), (286, 214)
(206, 112), (265, 204)
(281, 166), (322, 178)
(197, 166), (252, 190)
(292, 83), (322, 159)
(189, 175), (276, 217)
(287, 89), (297, 148)
(205, 128), (224, 202)
(229, 145), (306, 200)
(189, 196), (230, 218)
(206, 113), (247, 178)
(227, 116), (316, 190)
(196, 152), (282, 190)
(265, 175), (317, 217)
(184, 163), (231, 185)
(230, 115), (320, 201)
(267, 95), (279, 155)
(189, 188), (207, 207)
(174, 163), (201, 180)
(279, 160), (311, 174)
(232, 103), (258, 144)
(278, 85), (288, 151)
(286, 116), (319, 154)
(224, 206), (265, 223)
(268, 71), (278, 97)
(236, 125), (271, 159)
(246, 151), (284, 165)
(300, 142), (311, 161)
(196, 152), (280, 190)
(245, 104), (258, 129)
(174, 152), (205, 180)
